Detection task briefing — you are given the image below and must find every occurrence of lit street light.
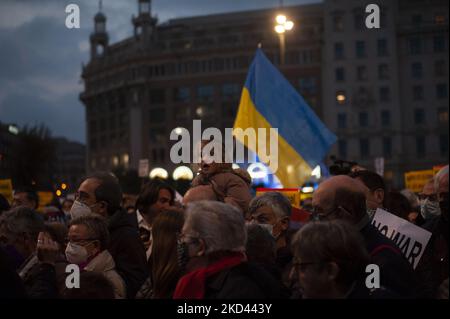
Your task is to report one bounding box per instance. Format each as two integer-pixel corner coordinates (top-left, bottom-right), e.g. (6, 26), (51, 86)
(274, 14), (294, 65)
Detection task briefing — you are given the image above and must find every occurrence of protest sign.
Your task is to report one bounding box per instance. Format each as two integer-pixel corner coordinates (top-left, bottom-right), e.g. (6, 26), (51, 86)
(372, 208), (432, 269)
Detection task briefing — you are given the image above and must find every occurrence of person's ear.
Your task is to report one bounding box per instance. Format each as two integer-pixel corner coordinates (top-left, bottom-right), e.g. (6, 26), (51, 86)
(374, 189), (384, 205)
(326, 262), (339, 282)
(195, 238), (206, 257)
(97, 201), (108, 216)
(280, 216), (290, 231)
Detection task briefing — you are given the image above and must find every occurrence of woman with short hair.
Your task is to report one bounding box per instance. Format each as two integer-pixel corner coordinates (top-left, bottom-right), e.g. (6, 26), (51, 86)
(66, 215), (125, 298)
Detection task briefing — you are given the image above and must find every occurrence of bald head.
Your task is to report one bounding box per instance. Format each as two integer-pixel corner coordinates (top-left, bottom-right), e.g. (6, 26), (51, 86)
(183, 185), (218, 205)
(313, 176), (369, 224)
(435, 165), (449, 196)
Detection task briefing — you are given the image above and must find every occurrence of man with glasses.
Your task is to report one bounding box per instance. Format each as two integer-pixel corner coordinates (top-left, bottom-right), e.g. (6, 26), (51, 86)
(416, 165), (449, 298)
(71, 172), (148, 299)
(66, 215), (125, 298)
(311, 175), (418, 298)
(290, 220), (396, 298)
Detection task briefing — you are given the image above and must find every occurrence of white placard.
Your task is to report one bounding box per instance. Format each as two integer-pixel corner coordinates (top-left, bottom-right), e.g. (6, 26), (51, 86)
(371, 208), (432, 269)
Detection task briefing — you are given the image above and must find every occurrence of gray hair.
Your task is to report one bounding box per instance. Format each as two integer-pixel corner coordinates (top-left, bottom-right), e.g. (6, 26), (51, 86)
(184, 200), (246, 254)
(0, 206), (45, 242)
(248, 192), (292, 219)
(69, 215), (110, 250)
(435, 165), (449, 190)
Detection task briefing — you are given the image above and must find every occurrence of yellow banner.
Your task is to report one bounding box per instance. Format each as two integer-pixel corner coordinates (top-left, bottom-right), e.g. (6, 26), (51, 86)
(0, 179), (13, 203)
(404, 170), (434, 193)
(37, 191), (54, 212)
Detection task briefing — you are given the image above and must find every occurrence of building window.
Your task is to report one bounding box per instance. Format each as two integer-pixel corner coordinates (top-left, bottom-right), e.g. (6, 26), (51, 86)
(150, 89), (165, 104)
(174, 87), (190, 102)
(433, 35), (445, 53)
(338, 140), (347, 158)
(383, 137), (392, 158)
(359, 112), (369, 127)
(379, 87), (391, 102)
(413, 86), (424, 101)
(149, 108), (165, 124)
(335, 68), (345, 82)
(381, 110), (390, 127)
(377, 38), (388, 57)
(360, 138), (370, 159)
(354, 12), (364, 30)
(336, 90), (346, 105)
(356, 66), (368, 81)
(334, 42), (344, 60)
(437, 84), (448, 99)
(222, 83), (240, 98)
(378, 64), (389, 80)
(438, 107), (449, 124)
(197, 85), (214, 102)
(440, 134), (449, 156)
(435, 60), (446, 77)
(409, 37), (422, 55)
(337, 113), (347, 129)
(412, 14), (422, 27)
(416, 136), (426, 158)
(299, 77), (317, 95)
(333, 15), (344, 32)
(414, 108), (425, 125)
(411, 62), (423, 79)
(355, 40), (366, 58)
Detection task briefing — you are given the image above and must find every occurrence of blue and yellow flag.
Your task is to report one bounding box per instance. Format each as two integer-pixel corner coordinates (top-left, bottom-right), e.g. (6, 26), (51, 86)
(233, 49), (336, 187)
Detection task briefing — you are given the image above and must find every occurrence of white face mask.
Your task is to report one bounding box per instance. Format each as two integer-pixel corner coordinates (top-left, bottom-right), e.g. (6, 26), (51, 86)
(420, 199), (441, 220)
(69, 200), (93, 220)
(65, 242), (89, 265)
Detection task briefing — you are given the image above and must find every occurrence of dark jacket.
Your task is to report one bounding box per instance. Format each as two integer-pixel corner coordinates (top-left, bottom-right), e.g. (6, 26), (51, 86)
(108, 209), (149, 299)
(361, 223), (418, 298)
(416, 215), (449, 298)
(0, 246), (27, 299)
(204, 262), (288, 299)
(18, 254), (58, 299)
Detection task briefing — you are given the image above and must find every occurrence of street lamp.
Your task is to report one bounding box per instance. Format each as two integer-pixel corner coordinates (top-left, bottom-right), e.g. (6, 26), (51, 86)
(274, 14), (294, 65)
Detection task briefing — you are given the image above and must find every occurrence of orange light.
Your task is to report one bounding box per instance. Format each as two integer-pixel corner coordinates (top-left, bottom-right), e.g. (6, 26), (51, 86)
(61, 183), (67, 190)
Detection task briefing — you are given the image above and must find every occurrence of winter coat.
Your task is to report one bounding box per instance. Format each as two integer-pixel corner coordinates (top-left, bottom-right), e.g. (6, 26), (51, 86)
(191, 168), (252, 213)
(108, 209), (149, 298)
(84, 250), (126, 299)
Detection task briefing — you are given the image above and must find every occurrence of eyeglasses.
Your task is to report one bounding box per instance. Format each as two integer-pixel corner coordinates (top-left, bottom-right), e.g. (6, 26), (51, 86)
(176, 232), (199, 245)
(292, 260), (329, 273)
(311, 205), (351, 221)
(65, 237), (99, 245)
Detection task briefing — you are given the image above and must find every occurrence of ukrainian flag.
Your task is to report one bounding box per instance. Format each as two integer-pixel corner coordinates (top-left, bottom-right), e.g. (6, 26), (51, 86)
(233, 49), (337, 187)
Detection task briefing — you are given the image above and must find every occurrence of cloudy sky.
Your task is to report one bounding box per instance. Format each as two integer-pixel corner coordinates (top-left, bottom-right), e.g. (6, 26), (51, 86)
(0, 0), (319, 144)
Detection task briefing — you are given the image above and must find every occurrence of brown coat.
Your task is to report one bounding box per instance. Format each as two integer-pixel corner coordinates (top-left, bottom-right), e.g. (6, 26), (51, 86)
(191, 168), (252, 214)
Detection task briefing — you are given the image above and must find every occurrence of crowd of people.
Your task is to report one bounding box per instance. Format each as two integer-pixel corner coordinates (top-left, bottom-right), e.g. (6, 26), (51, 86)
(0, 158), (448, 299)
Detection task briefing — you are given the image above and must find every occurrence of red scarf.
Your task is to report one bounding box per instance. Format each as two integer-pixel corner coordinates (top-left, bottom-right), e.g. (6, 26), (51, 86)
(173, 252), (245, 299)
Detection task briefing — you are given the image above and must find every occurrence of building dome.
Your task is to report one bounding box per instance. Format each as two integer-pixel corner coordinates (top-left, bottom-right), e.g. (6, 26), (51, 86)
(95, 12), (106, 22)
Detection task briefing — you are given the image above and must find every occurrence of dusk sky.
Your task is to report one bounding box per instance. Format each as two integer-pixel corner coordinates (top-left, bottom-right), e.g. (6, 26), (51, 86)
(0, 0), (319, 144)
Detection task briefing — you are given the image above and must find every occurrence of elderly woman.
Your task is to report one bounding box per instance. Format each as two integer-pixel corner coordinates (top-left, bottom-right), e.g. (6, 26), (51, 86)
(66, 215), (125, 299)
(173, 200), (285, 299)
(247, 192), (294, 285)
(291, 220), (396, 298)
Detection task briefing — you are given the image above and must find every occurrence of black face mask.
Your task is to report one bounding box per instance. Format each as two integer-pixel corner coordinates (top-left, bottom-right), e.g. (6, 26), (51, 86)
(176, 241), (190, 274)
